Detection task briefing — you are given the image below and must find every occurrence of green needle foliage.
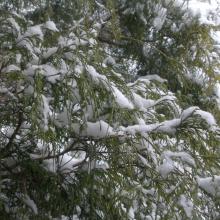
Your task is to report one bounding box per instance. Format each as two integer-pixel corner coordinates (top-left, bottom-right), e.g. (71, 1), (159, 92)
(0, 0), (220, 219)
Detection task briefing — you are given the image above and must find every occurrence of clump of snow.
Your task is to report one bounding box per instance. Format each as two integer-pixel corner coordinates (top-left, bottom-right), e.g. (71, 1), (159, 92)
(42, 47), (58, 59)
(86, 65), (107, 83)
(44, 20), (59, 32)
(42, 64), (61, 83)
(23, 64), (62, 83)
(58, 154), (86, 173)
(153, 4), (167, 30)
(55, 107), (70, 127)
(179, 195), (193, 219)
(103, 56), (116, 66)
(73, 120), (114, 138)
(212, 31), (220, 44)
(158, 157), (174, 178)
(22, 194), (38, 214)
(122, 123), (158, 135)
(58, 36), (76, 48)
(16, 53), (22, 64)
(122, 118), (182, 136)
(139, 74), (167, 83)
(194, 110), (216, 126)
(2, 65), (20, 73)
(128, 207), (135, 219)
(132, 93), (154, 110)
(41, 95), (51, 131)
(214, 83), (220, 98)
(187, 0), (220, 25)
(74, 64), (84, 75)
(158, 151), (195, 178)
(165, 0), (220, 26)
(138, 154), (149, 167)
(181, 106), (199, 121)
(163, 151), (195, 167)
(23, 64), (39, 76)
(112, 86), (134, 109)
(142, 43), (152, 57)
(7, 17), (20, 34)
(197, 176), (220, 197)
(181, 107), (216, 126)
(23, 25), (43, 40)
(157, 118), (181, 135)
(17, 39), (39, 64)
(213, 83), (220, 109)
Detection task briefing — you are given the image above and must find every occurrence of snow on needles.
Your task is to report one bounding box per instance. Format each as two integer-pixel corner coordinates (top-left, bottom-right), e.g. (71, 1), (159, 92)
(72, 120), (114, 138)
(86, 65), (134, 109)
(158, 151), (195, 178)
(22, 194), (38, 215)
(179, 195), (193, 219)
(44, 20), (59, 32)
(197, 176), (220, 197)
(112, 86), (134, 109)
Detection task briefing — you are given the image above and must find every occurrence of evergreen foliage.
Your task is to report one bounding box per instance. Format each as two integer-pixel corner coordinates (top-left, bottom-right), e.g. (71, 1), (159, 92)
(0, 0), (220, 219)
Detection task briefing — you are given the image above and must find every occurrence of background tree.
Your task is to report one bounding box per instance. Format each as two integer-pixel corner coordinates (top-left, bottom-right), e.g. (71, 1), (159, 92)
(0, 0), (220, 219)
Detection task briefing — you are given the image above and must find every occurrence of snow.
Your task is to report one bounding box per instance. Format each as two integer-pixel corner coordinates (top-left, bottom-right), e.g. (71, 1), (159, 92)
(42, 64), (61, 83)
(122, 123), (158, 135)
(23, 64), (39, 76)
(112, 86), (134, 109)
(42, 47), (58, 59)
(128, 207), (135, 219)
(132, 93), (154, 110)
(179, 195), (193, 219)
(1, 2), (220, 218)
(181, 106), (199, 121)
(186, 0), (220, 25)
(7, 17), (20, 34)
(197, 176), (220, 197)
(73, 120), (114, 138)
(2, 64), (20, 73)
(22, 194), (38, 214)
(24, 25), (43, 39)
(158, 157), (174, 178)
(75, 64), (84, 75)
(16, 53), (22, 64)
(212, 31), (220, 44)
(103, 56), (116, 66)
(24, 64), (62, 83)
(122, 118), (181, 135)
(155, 95), (176, 105)
(157, 118), (181, 135)
(214, 83), (220, 109)
(17, 39), (40, 64)
(58, 154), (85, 173)
(41, 95), (51, 131)
(58, 36), (76, 48)
(55, 107), (69, 127)
(194, 110), (216, 126)
(44, 20), (59, 32)
(142, 43), (152, 57)
(153, 4), (167, 31)
(138, 154), (149, 166)
(60, 215), (80, 220)
(165, 0), (220, 26)
(163, 151), (195, 167)
(158, 151), (195, 178)
(180, 107), (216, 126)
(86, 65), (107, 83)
(214, 83), (220, 98)
(139, 74), (167, 83)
